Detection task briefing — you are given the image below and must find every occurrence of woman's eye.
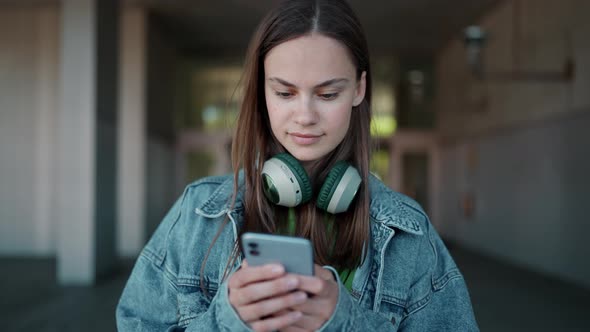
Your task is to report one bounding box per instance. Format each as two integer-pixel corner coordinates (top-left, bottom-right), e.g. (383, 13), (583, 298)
(319, 93), (339, 100)
(275, 91), (293, 98)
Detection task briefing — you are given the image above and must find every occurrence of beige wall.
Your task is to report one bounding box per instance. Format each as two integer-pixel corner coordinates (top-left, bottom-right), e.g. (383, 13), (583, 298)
(0, 7), (59, 255)
(144, 13), (183, 239)
(117, 7), (147, 258)
(436, 0), (590, 139)
(0, 5), (150, 260)
(435, 0), (590, 288)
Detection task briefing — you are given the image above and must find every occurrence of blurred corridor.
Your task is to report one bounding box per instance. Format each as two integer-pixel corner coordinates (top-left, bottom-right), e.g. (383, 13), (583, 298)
(1, 0), (589, 330)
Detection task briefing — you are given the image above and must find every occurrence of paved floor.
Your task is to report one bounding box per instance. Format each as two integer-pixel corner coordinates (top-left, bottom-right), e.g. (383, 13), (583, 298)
(1, 244), (589, 331)
(450, 245), (590, 331)
(0, 258), (131, 332)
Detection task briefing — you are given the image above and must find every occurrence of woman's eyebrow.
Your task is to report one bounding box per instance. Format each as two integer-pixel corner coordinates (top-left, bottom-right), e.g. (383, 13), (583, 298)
(268, 77), (350, 88)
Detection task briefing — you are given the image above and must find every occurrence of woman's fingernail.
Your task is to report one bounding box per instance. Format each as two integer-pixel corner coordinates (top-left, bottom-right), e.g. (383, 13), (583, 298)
(290, 311), (302, 320)
(271, 265), (284, 274)
(294, 292), (307, 302)
(286, 277), (298, 288)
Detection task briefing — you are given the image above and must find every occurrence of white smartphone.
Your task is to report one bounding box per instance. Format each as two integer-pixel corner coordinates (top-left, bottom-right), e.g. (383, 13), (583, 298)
(241, 232), (314, 276)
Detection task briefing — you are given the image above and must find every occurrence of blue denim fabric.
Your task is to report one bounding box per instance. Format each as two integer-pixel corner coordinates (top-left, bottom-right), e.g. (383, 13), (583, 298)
(116, 173), (479, 331)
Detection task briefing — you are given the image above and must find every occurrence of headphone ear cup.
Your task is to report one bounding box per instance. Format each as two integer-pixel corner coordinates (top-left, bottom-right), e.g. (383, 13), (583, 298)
(316, 161), (362, 214)
(261, 153), (312, 207)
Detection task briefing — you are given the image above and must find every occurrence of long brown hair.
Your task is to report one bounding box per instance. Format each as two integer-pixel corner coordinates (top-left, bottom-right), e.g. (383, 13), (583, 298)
(202, 0), (373, 288)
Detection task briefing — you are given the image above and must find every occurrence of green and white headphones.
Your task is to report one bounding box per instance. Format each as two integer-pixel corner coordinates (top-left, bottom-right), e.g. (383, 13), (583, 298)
(261, 153), (362, 214)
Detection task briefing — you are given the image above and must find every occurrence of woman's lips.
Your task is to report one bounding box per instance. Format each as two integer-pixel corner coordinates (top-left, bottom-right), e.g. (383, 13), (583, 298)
(290, 132), (322, 145)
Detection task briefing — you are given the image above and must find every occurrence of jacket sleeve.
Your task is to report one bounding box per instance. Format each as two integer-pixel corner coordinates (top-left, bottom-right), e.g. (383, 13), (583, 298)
(115, 189), (254, 332)
(116, 250), (252, 331)
(317, 273), (478, 331)
(318, 221), (479, 332)
(398, 276), (479, 331)
(395, 223), (479, 331)
(318, 267), (478, 332)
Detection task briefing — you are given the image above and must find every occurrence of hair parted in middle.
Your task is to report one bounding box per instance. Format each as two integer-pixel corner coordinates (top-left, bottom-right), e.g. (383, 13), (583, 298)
(203, 0), (373, 280)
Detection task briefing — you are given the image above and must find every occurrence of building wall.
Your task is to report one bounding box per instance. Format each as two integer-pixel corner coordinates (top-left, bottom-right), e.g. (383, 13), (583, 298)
(145, 138), (177, 239)
(144, 14), (183, 240)
(0, 5), (163, 259)
(0, 7), (59, 256)
(435, 0), (590, 288)
(117, 7), (147, 258)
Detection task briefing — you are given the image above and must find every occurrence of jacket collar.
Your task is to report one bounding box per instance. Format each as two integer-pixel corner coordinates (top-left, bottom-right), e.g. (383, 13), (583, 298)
(194, 172), (245, 217)
(195, 172), (423, 236)
(367, 174), (424, 235)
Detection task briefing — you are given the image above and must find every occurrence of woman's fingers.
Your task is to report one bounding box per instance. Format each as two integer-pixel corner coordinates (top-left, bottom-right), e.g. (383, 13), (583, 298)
(293, 274), (326, 296)
(290, 296), (332, 318)
(230, 274), (300, 306)
(284, 313), (326, 331)
(293, 266), (337, 297)
(285, 293), (336, 331)
(228, 263), (285, 289)
(227, 264), (337, 331)
(249, 310), (303, 332)
(240, 291), (307, 322)
(282, 267), (339, 330)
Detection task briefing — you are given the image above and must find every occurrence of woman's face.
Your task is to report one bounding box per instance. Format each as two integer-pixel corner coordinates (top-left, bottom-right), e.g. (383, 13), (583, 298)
(264, 34), (366, 165)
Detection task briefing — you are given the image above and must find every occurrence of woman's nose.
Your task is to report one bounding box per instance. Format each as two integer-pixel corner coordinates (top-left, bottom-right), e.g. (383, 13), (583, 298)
(293, 97), (319, 126)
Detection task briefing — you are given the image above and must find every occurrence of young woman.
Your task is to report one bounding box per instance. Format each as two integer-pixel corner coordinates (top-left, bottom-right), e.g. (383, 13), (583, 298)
(116, 0), (479, 331)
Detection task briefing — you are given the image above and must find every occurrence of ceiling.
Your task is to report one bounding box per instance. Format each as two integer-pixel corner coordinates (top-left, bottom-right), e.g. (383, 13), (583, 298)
(0, 0), (501, 56)
(138, 0), (501, 57)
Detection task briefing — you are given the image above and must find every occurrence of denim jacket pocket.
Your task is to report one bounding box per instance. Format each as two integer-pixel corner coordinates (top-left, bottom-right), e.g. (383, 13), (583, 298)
(378, 296), (406, 330)
(176, 282), (218, 327)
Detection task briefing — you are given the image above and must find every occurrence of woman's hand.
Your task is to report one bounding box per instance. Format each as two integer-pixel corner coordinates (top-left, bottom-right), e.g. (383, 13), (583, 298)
(279, 264), (340, 332)
(228, 260), (308, 332)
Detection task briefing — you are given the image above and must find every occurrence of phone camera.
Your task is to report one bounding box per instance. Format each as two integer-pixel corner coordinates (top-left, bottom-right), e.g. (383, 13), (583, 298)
(247, 242), (258, 249)
(249, 250), (260, 256)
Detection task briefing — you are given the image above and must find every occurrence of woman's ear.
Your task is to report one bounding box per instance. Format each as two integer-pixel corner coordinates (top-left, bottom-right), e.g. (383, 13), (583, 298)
(352, 71), (367, 107)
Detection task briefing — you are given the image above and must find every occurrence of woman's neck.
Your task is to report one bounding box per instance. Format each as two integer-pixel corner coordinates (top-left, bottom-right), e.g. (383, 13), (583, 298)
(301, 160), (315, 175)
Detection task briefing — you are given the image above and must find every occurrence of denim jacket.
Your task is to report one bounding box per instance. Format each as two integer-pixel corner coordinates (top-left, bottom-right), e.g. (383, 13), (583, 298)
(116, 173), (479, 331)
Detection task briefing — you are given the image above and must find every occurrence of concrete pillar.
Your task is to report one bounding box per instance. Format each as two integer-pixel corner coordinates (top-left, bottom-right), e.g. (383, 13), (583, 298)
(117, 7), (147, 258)
(35, 7), (59, 255)
(57, 0), (119, 285)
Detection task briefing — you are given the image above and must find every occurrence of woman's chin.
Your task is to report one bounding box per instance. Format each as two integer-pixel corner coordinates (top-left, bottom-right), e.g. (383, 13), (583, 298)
(287, 152), (322, 163)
